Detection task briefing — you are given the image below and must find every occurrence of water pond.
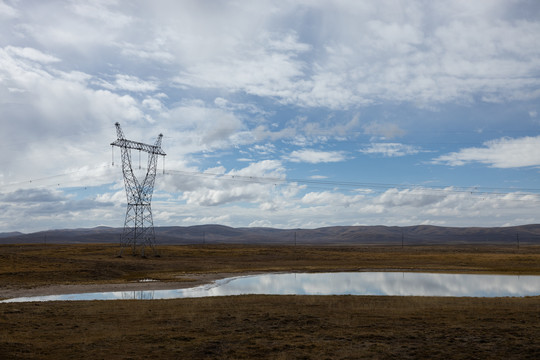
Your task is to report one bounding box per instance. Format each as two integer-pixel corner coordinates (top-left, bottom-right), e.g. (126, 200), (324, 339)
(3, 272), (540, 302)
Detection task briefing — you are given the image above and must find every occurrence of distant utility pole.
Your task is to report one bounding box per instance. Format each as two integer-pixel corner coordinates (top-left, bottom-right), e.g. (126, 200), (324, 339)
(517, 231), (520, 250)
(111, 122), (166, 257)
(401, 232), (404, 248)
(294, 231), (298, 261)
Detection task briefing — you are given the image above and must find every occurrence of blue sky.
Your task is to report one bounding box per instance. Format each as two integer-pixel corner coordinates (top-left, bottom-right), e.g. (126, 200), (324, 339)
(1, 0), (540, 233)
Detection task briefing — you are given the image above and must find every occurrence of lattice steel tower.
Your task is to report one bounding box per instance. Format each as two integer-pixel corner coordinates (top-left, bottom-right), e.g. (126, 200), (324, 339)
(111, 122), (166, 256)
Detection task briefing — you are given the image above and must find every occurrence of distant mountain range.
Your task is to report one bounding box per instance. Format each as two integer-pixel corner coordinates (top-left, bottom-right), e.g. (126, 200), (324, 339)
(1, 224), (540, 245)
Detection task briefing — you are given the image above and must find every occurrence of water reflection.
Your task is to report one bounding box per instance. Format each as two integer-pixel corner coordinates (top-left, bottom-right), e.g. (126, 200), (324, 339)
(121, 291), (155, 300)
(3, 272), (540, 302)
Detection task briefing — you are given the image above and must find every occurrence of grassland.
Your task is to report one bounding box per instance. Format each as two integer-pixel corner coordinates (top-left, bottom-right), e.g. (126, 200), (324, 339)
(1, 243), (540, 359)
(2, 243), (540, 289)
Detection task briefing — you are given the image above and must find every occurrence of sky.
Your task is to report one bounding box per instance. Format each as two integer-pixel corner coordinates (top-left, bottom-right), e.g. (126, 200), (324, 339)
(1, 0), (540, 233)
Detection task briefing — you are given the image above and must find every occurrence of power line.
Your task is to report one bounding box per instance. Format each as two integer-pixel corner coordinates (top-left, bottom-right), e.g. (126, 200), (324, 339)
(1, 164), (115, 189)
(2, 165), (540, 204)
(163, 169), (540, 196)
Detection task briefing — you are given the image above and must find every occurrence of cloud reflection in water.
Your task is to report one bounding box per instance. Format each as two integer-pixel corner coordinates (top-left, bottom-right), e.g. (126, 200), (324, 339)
(3, 272), (540, 302)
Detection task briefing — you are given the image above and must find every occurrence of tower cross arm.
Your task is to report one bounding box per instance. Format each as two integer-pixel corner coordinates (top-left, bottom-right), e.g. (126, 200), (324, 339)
(110, 138), (166, 156)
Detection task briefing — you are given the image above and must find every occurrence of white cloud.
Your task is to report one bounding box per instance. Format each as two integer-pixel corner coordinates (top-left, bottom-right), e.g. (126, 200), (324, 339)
(2, 1), (538, 119)
(251, 186), (540, 229)
(1, 1), (540, 232)
(432, 136), (540, 168)
(113, 74), (158, 92)
(286, 149), (347, 164)
(142, 97), (164, 112)
(97, 74), (159, 93)
(69, 1), (133, 28)
(376, 188), (445, 207)
(248, 219), (273, 228)
(5, 46), (60, 63)
(173, 32), (309, 103)
(120, 43), (175, 63)
(4, 173), (540, 233)
(289, 187), (540, 228)
(182, 214), (231, 226)
(301, 191), (363, 207)
(0, 187), (116, 232)
(360, 143), (420, 157)
(250, 114), (354, 146)
(250, 144), (277, 155)
(13, 1), (133, 54)
(164, 101), (247, 153)
(164, 160), (290, 207)
(3, 1), (539, 110)
(0, 1), (17, 18)
(0, 46), (144, 187)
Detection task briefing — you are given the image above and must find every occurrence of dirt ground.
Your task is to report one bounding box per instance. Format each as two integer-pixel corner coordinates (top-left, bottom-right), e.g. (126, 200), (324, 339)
(1, 243), (539, 359)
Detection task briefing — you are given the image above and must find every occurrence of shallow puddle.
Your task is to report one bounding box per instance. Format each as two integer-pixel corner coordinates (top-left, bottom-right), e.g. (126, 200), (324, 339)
(3, 272), (540, 302)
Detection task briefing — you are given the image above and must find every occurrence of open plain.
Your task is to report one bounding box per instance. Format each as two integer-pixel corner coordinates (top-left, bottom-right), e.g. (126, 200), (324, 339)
(1, 243), (540, 359)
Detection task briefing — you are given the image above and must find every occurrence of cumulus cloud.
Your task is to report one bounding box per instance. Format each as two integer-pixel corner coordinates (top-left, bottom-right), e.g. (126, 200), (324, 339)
(432, 136), (540, 168)
(142, 97), (164, 112)
(0, 187), (115, 232)
(282, 186), (540, 228)
(164, 160), (290, 207)
(1, 1), (539, 232)
(3, 1), (540, 110)
(173, 32), (310, 104)
(228, 186), (539, 229)
(0, 45), (145, 187)
(249, 144), (277, 155)
(376, 188), (445, 207)
(286, 149), (347, 164)
(167, 1), (540, 108)
(301, 191), (363, 207)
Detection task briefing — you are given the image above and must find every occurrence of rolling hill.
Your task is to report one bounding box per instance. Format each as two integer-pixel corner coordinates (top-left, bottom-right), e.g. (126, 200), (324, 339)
(1, 224), (540, 245)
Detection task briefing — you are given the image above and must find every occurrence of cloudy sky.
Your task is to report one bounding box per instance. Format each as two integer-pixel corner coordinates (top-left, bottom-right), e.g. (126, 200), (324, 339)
(1, 0), (540, 233)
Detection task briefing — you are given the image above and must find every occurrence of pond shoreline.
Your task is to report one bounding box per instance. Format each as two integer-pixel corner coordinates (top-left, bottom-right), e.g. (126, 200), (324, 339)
(3, 268), (540, 300)
(1, 272), (248, 299)
(0, 269), (474, 299)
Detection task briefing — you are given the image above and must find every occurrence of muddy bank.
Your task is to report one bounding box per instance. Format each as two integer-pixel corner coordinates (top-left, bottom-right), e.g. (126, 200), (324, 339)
(0, 272), (246, 299)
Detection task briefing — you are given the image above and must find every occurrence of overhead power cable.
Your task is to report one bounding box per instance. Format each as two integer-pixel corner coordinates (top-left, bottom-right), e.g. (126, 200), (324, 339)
(2, 165), (540, 203)
(1, 164), (116, 189)
(163, 169), (540, 197)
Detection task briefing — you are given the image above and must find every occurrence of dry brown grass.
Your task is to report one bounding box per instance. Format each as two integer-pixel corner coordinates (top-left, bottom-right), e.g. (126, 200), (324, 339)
(1, 243), (540, 289)
(1, 295), (539, 359)
(1, 243), (540, 359)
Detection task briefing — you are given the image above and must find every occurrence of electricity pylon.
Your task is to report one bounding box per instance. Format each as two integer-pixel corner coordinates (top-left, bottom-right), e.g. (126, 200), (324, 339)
(111, 122), (166, 256)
